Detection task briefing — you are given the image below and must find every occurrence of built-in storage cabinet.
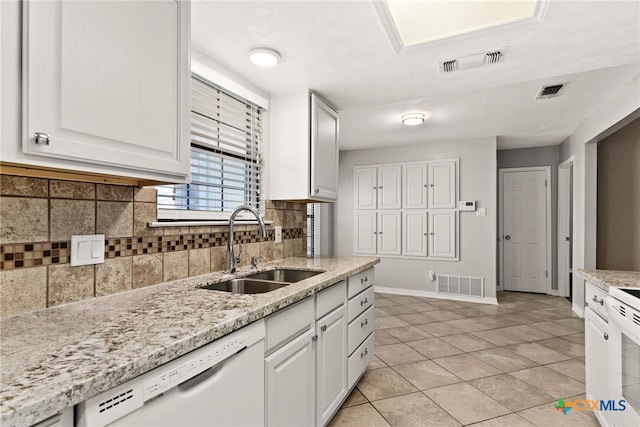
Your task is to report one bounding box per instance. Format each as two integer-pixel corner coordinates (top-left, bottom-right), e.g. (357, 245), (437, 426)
(14, 0), (191, 183)
(269, 92), (339, 201)
(354, 160), (458, 260)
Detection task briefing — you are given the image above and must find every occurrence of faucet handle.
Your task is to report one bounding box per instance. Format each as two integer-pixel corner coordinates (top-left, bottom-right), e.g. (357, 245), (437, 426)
(251, 255), (266, 268)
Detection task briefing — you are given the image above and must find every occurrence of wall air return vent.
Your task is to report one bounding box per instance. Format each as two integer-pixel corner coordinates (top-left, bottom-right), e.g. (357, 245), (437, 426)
(440, 48), (507, 73)
(536, 84), (565, 99)
(437, 275), (484, 297)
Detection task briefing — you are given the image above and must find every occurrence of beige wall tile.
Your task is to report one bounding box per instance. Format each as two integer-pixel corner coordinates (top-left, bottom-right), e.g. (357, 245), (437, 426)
(48, 264), (94, 307)
(273, 242), (284, 260)
(260, 241), (274, 261)
(164, 251), (188, 281)
(134, 202), (162, 236)
(241, 242), (260, 267)
(211, 246), (228, 272)
(134, 187), (157, 202)
(50, 199), (95, 241)
(283, 239), (294, 258)
(96, 184), (133, 201)
(97, 201), (133, 238)
(189, 248), (210, 276)
(132, 254), (163, 289)
(0, 175), (48, 197)
(50, 180), (95, 199)
(0, 267), (47, 317)
(96, 257), (132, 296)
(189, 226), (212, 234)
(165, 227), (190, 236)
(0, 197), (49, 243)
(294, 238), (306, 256)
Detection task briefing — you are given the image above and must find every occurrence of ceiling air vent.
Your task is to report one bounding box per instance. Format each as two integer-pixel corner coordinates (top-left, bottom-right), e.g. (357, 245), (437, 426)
(536, 84), (565, 99)
(440, 47), (507, 73)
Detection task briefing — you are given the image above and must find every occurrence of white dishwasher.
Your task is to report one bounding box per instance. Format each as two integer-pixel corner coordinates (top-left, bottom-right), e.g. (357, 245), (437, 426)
(76, 320), (265, 427)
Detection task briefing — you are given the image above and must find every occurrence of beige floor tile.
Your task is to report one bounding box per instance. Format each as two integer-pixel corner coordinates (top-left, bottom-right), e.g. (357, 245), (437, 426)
(395, 312), (438, 326)
(375, 308), (390, 317)
(469, 373), (555, 411)
(496, 312), (552, 325)
(564, 333), (585, 344)
(470, 347), (539, 372)
(375, 329), (401, 346)
(356, 367), (418, 401)
(392, 360), (462, 390)
(375, 298), (397, 308)
(424, 383), (511, 425)
(467, 413), (535, 427)
(546, 358), (586, 383)
(372, 392), (461, 427)
(517, 400), (600, 427)
(328, 403), (391, 427)
(441, 333), (496, 352)
(528, 321), (582, 336)
(415, 322), (465, 337)
(375, 343), (427, 366)
(388, 295), (424, 304)
(499, 325), (555, 342)
(555, 318), (585, 331)
(444, 318), (497, 332)
(407, 338), (464, 359)
(427, 310), (468, 321)
(510, 366), (585, 397)
(405, 302), (440, 312)
(471, 328), (527, 346)
(537, 337), (585, 358)
(375, 316), (410, 329)
(432, 353), (502, 381)
(385, 326), (434, 342)
(382, 305), (418, 315)
(505, 342), (572, 364)
(342, 388), (368, 407)
(367, 356), (388, 370)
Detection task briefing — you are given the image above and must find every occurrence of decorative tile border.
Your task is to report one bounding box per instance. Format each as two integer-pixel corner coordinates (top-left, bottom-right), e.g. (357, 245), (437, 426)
(0, 228), (305, 271)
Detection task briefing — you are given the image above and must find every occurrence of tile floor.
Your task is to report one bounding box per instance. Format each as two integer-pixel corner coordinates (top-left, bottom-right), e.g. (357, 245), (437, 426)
(329, 291), (599, 427)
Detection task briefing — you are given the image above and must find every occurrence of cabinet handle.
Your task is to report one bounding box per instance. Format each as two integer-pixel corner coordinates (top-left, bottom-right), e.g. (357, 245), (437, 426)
(430, 184), (434, 187)
(314, 188), (320, 194)
(361, 276), (368, 284)
(373, 231), (377, 235)
(378, 232), (383, 235)
(34, 132), (50, 145)
(430, 232), (434, 236)
(361, 319), (368, 327)
(312, 334), (318, 342)
(604, 333), (609, 340)
(424, 233), (428, 236)
(373, 186), (377, 190)
(360, 348), (368, 358)
(360, 297), (368, 306)
(592, 295), (604, 306)
(321, 325), (327, 332)
(379, 186), (383, 189)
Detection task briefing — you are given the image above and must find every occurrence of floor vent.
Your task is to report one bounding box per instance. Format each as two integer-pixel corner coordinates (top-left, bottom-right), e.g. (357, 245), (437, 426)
(536, 84), (565, 99)
(437, 275), (484, 297)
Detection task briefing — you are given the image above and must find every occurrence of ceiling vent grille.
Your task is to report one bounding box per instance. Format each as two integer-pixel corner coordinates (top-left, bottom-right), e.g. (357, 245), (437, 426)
(440, 47), (507, 73)
(536, 84), (565, 99)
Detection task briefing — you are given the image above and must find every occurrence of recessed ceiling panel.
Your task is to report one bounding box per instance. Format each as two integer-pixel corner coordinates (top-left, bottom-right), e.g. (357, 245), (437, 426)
(386, 0), (538, 47)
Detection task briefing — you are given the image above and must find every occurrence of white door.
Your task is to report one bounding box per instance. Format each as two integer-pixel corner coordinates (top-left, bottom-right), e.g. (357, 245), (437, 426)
(354, 212), (377, 255)
(378, 211), (401, 255)
(310, 94), (339, 200)
(354, 167), (377, 210)
(502, 170), (548, 293)
(378, 166), (402, 209)
(266, 329), (316, 427)
(428, 160), (456, 209)
(429, 211), (456, 258)
(316, 305), (347, 427)
(403, 164), (428, 209)
(403, 211), (427, 257)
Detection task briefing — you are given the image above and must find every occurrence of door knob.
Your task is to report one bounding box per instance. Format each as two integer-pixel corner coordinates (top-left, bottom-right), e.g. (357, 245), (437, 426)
(504, 235), (511, 240)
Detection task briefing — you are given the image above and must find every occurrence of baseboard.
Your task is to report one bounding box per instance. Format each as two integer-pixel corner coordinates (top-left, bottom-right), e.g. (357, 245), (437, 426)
(374, 286), (499, 305)
(572, 304), (585, 318)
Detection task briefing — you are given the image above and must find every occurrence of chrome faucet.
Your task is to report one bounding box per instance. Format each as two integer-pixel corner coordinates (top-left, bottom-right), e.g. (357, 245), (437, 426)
(228, 205), (267, 273)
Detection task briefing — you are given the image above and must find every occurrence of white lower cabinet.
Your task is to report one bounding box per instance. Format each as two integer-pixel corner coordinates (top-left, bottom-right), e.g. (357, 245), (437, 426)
(346, 268), (375, 390)
(428, 210), (457, 259)
(348, 332), (375, 389)
(316, 305), (347, 426)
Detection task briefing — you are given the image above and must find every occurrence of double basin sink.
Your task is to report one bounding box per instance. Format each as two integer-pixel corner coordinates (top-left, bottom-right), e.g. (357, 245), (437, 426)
(199, 269), (324, 294)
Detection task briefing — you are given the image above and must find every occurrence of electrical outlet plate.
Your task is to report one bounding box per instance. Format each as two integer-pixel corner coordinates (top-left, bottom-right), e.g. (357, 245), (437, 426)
(274, 226), (282, 243)
(70, 234), (105, 266)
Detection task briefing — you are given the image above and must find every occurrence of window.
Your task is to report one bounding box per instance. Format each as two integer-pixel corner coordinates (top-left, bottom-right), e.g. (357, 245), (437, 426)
(157, 75), (263, 220)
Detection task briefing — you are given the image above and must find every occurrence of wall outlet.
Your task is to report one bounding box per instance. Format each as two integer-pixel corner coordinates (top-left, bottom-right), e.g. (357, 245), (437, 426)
(70, 234), (105, 266)
(274, 226), (282, 243)
(428, 270), (436, 281)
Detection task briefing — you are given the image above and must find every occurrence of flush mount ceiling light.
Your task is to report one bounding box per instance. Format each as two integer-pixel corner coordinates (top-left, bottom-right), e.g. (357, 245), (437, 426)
(248, 48), (281, 67)
(401, 113), (425, 126)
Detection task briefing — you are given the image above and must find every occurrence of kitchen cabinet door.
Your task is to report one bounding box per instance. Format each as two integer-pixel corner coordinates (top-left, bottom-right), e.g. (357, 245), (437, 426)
(403, 211), (427, 257)
(21, 0), (190, 183)
(354, 167), (377, 210)
(378, 211), (402, 256)
(585, 307), (610, 404)
(316, 305), (347, 427)
(265, 329), (316, 427)
(428, 160), (457, 209)
(378, 165), (402, 209)
(354, 212), (377, 255)
(428, 210), (456, 258)
(403, 164), (428, 209)
(311, 94), (339, 201)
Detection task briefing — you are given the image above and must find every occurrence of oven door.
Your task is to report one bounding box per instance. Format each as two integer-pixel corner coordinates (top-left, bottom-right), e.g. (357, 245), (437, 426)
(606, 297), (640, 427)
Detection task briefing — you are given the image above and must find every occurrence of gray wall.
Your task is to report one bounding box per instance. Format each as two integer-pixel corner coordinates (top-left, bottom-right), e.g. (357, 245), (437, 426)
(335, 137), (497, 300)
(597, 117), (640, 270)
(497, 146), (560, 289)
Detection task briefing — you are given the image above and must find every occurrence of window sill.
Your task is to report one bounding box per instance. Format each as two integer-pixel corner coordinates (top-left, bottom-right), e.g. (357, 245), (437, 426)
(148, 220), (274, 228)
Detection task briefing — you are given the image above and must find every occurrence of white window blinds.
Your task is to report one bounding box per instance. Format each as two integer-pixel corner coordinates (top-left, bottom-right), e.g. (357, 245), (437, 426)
(157, 75), (263, 220)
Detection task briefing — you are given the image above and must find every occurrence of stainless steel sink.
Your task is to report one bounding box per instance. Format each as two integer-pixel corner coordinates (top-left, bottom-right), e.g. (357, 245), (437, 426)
(199, 279), (289, 294)
(245, 268), (323, 283)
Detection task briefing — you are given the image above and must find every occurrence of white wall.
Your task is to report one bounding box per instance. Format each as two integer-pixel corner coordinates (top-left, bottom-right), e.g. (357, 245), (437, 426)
(335, 137), (497, 300)
(559, 75), (640, 316)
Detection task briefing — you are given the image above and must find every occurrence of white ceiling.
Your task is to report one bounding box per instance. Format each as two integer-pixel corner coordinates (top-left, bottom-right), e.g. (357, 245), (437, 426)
(191, 0), (640, 151)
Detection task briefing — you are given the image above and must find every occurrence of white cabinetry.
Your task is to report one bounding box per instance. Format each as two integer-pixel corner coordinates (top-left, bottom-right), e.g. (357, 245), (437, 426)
(429, 211), (457, 259)
(378, 166), (402, 209)
(429, 160), (457, 209)
(378, 211), (402, 256)
(354, 167), (377, 210)
(403, 211), (428, 257)
(346, 269), (375, 389)
(5, 0), (191, 184)
(584, 282), (610, 412)
(269, 92), (339, 201)
(403, 163), (428, 209)
(354, 212), (377, 255)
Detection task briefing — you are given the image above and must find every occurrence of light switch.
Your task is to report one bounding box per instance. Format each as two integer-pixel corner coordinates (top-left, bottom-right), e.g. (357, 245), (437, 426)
(71, 234), (105, 266)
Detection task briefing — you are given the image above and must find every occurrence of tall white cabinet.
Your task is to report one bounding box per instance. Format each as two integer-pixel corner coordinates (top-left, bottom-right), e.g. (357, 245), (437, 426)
(354, 159), (458, 260)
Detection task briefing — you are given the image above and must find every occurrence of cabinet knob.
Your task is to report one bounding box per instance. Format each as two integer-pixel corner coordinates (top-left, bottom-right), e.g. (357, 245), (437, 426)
(312, 334), (318, 342)
(321, 325), (327, 332)
(379, 186), (383, 189)
(424, 233), (428, 236)
(314, 188), (319, 194)
(430, 184), (434, 187)
(604, 333), (609, 340)
(430, 232), (434, 236)
(34, 132), (50, 145)
(373, 186), (377, 190)
(504, 235), (511, 240)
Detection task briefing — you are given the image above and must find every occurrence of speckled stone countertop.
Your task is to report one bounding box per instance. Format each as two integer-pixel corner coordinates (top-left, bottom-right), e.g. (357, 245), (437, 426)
(0, 256), (379, 427)
(577, 269), (640, 291)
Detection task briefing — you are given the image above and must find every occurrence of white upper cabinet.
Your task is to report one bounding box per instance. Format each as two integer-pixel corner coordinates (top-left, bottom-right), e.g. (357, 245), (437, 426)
(378, 165), (402, 209)
(429, 160), (457, 209)
(403, 211), (427, 257)
(15, 0), (191, 183)
(403, 163), (428, 209)
(429, 210), (457, 258)
(354, 211), (377, 255)
(354, 167), (377, 210)
(269, 92), (339, 201)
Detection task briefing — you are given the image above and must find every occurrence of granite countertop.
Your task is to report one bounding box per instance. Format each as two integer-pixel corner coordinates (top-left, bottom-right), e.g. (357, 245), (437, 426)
(0, 256), (379, 427)
(577, 269), (640, 291)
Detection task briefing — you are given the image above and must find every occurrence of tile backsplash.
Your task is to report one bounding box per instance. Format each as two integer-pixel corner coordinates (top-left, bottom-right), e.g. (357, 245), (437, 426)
(0, 174), (307, 318)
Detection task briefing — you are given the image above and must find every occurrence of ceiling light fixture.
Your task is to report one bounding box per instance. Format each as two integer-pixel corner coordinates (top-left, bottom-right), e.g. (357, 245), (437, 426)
(402, 113), (425, 126)
(248, 48), (281, 67)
